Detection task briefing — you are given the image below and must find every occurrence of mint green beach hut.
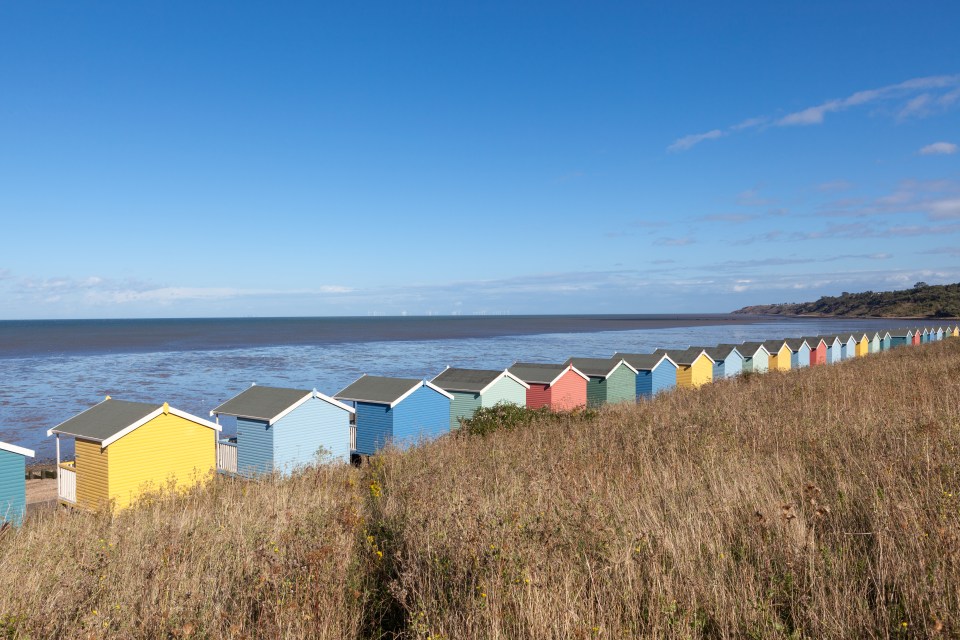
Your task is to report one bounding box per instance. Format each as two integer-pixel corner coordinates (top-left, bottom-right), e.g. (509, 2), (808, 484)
(564, 357), (639, 406)
(431, 367), (529, 428)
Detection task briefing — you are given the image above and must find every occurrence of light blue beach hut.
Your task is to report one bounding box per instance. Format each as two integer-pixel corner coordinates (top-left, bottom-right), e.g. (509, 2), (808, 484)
(211, 385), (356, 475)
(698, 345), (744, 379)
(785, 338), (811, 369)
(613, 352), (678, 399)
(840, 334), (858, 360)
(868, 331), (882, 353)
(0, 441), (34, 527)
(935, 327), (945, 341)
(822, 336), (843, 363)
(738, 342), (771, 373)
(335, 375), (453, 456)
(431, 367), (529, 428)
(879, 330), (892, 351)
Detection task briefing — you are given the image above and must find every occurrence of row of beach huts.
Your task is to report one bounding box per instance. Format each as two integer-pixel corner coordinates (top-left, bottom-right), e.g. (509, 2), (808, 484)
(0, 324), (956, 525)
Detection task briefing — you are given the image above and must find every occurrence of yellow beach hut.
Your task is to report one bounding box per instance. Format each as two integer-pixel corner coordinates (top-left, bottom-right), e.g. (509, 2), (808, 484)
(48, 397), (221, 511)
(654, 348), (715, 388)
(762, 340), (792, 371)
(854, 332), (870, 357)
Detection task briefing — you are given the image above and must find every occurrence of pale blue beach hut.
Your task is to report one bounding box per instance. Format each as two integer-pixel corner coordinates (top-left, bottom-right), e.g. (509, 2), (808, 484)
(698, 345), (744, 379)
(0, 441), (34, 527)
(823, 336), (843, 363)
(785, 338), (811, 369)
(840, 334), (858, 360)
(211, 385), (356, 475)
(613, 352), (678, 399)
(879, 330), (892, 351)
(335, 375), (453, 456)
(738, 342), (771, 373)
(868, 331), (882, 353)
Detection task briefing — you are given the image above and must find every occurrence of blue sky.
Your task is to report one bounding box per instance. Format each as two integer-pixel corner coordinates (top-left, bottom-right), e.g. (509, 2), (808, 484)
(1, 1), (959, 318)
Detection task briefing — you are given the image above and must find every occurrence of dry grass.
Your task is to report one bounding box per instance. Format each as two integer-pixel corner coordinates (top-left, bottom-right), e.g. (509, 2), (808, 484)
(371, 340), (960, 638)
(0, 465), (365, 639)
(1, 340), (959, 638)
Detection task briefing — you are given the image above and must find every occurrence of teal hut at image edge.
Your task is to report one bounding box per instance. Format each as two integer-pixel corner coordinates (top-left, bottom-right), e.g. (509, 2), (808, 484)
(0, 441), (34, 527)
(211, 385), (355, 475)
(431, 367), (529, 429)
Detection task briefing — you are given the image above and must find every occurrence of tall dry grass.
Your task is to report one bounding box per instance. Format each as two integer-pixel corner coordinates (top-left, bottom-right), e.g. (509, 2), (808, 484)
(370, 340), (960, 638)
(0, 341), (958, 638)
(0, 464), (365, 639)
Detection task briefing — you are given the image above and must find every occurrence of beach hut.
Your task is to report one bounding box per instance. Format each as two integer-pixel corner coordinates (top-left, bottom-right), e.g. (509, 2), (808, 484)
(613, 352), (678, 399)
(211, 385), (355, 476)
(564, 358), (639, 407)
(868, 331), (882, 353)
(335, 375), (453, 456)
(696, 345), (744, 379)
(839, 334), (858, 360)
(431, 367), (529, 429)
(47, 397), (221, 511)
(935, 327), (945, 341)
(822, 336), (843, 363)
(654, 348), (714, 388)
(762, 340), (792, 371)
(889, 328), (913, 349)
(803, 337), (827, 366)
(739, 342), (771, 373)
(785, 338), (811, 369)
(878, 330), (892, 351)
(913, 328), (922, 346)
(507, 363), (589, 411)
(854, 332), (870, 357)
(952, 325), (959, 338)
(0, 441), (34, 526)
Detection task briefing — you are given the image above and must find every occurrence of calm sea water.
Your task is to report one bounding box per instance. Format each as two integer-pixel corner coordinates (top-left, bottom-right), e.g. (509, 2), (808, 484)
(0, 315), (908, 459)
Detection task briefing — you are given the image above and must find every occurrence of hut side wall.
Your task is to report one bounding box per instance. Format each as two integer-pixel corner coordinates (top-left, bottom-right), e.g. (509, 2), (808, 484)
(237, 417), (274, 476)
(274, 397), (351, 469)
(0, 450), (26, 526)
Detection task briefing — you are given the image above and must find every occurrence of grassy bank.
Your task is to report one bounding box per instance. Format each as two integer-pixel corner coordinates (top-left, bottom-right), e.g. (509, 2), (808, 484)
(2, 341), (960, 638)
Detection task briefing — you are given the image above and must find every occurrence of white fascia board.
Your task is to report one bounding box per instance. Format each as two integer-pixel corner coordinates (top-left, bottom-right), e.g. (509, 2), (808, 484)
(423, 379), (455, 401)
(695, 350), (716, 365)
(478, 370), (530, 395)
(551, 365), (590, 386)
(610, 359), (639, 376)
(388, 381), (427, 409)
(654, 354), (678, 369)
(100, 407), (165, 449)
(313, 390), (356, 414)
(0, 441), (34, 458)
(167, 407), (223, 432)
(267, 391), (314, 425)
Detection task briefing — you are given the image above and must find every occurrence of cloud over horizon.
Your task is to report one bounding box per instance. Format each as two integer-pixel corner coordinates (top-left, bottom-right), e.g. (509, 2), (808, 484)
(669, 74), (960, 152)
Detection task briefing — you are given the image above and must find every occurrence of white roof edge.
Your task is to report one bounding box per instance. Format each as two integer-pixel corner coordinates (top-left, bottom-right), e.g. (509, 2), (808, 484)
(611, 359), (639, 375)
(551, 365), (590, 386)
(478, 370), (530, 394)
(656, 353), (678, 368)
(388, 380), (428, 408)
(695, 350), (716, 364)
(423, 379), (455, 401)
(0, 441), (34, 458)
(167, 407), (223, 432)
(266, 391), (315, 425)
(100, 407), (165, 449)
(313, 390), (356, 414)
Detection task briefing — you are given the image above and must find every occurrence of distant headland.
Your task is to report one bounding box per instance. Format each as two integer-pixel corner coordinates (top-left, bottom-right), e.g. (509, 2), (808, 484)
(734, 282), (960, 318)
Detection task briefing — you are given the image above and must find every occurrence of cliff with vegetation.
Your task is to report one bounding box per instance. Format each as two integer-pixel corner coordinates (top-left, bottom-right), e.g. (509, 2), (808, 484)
(2, 341), (960, 638)
(734, 281), (960, 318)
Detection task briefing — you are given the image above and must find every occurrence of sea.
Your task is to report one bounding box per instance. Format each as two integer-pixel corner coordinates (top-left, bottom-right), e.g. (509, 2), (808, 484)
(0, 315), (911, 460)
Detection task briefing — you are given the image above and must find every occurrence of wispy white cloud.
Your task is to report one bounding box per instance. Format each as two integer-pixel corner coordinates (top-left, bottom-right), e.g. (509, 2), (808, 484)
(919, 141), (957, 155)
(669, 74), (960, 151)
(816, 180), (855, 193)
(654, 236), (696, 246)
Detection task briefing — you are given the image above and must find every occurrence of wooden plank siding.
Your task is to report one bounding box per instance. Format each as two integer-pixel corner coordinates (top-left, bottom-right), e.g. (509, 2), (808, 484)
(479, 377), (527, 409)
(106, 412), (216, 510)
(75, 438), (110, 511)
(449, 391), (482, 429)
(273, 396), (351, 468)
(742, 350), (769, 373)
(354, 402), (392, 456)
(237, 416), (274, 477)
(677, 354), (712, 388)
(391, 385), (450, 449)
(0, 449), (26, 526)
(713, 350), (743, 379)
(636, 362), (677, 398)
(549, 370), (587, 410)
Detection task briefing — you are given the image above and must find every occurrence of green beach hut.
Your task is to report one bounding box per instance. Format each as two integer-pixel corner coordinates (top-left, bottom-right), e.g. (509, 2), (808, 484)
(564, 357), (639, 407)
(431, 367), (530, 428)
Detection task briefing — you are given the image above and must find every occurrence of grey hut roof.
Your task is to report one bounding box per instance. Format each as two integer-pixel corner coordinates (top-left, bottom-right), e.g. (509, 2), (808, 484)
(564, 357), (636, 379)
(784, 338), (809, 352)
(653, 348), (714, 366)
(335, 375), (424, 406)
(613, 352), (676, 371)
(889, 328), (911, 337)
(431, 368), (528, 393)
(508, 362), (589, 386)
(48, 398), (161, 442)
(802, 336), (826, 347)
(212, 385), (312, 422)
(739, 342), (771, 356)
(694, 345), (741, 363)
(762, 340), (788, 353)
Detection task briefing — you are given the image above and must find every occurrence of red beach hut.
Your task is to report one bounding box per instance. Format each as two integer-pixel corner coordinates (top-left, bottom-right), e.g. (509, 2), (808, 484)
(803, 336), (827, 366)
(508, 362), (589, 411)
